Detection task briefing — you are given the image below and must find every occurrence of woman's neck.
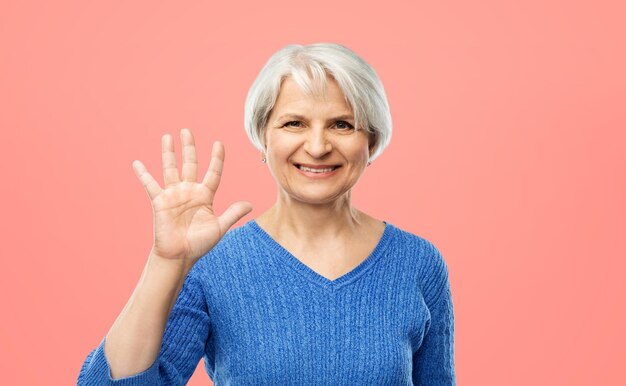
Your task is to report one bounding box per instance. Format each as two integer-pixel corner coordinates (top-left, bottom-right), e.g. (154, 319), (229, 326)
(255, 192), (369, 243)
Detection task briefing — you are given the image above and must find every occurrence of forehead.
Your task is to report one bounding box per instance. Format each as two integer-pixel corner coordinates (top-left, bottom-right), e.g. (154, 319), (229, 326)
(272, 76), (352, 113)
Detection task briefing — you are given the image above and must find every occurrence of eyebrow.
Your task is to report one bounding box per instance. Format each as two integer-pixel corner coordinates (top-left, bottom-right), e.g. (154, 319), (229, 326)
(274, 113), (355, 123)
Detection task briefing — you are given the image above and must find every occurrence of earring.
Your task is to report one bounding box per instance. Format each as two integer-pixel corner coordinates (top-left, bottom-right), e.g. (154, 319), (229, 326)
(261, 156), (267, 163)
(367, 161), (372, 166)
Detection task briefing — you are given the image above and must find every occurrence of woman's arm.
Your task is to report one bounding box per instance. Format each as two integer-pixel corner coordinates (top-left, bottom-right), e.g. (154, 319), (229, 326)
(105, 253), (190, 379)
(412, 277), (456, 385)
(77, 129), (250, 384)
(77, 257), (210, 385)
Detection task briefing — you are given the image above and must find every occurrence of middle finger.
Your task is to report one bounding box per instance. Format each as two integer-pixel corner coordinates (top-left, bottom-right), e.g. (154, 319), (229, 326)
(180, 128), (198, 182)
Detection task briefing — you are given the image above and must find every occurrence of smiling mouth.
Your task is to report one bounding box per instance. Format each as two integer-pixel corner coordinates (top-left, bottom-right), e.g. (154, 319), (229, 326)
(294, 164), (341, 173)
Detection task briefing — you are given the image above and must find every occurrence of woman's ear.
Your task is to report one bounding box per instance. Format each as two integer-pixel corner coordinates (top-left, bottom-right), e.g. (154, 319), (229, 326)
(368, 131), (377, 156)
(261, 127), (269, 150)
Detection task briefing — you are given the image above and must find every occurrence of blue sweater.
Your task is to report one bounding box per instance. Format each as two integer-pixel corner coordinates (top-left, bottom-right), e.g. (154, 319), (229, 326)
(77, 219), (455, 385)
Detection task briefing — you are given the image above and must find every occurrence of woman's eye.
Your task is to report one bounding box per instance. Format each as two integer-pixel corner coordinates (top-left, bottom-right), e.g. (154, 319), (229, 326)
(283, 121), (302, 128)
(335, 121), (355, 130)
(281, 120), (354, 131)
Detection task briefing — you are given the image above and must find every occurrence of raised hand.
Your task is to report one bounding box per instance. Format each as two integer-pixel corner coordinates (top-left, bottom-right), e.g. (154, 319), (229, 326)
(131, 128), (252, 272)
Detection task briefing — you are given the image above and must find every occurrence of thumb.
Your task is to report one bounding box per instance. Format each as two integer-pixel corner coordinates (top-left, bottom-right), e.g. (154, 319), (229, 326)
(218, 201), (253, 232)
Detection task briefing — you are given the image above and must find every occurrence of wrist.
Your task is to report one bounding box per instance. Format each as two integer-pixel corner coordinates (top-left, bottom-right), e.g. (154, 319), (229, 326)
(147, 251), (190, 281)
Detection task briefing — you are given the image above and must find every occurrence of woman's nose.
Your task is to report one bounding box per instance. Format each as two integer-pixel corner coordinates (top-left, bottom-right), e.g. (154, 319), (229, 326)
(303, 127), (332, 158)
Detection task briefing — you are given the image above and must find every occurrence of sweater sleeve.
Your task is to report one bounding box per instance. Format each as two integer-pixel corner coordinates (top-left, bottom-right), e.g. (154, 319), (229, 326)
(76, 270), (211, 386)
(412, 245), (456, 385)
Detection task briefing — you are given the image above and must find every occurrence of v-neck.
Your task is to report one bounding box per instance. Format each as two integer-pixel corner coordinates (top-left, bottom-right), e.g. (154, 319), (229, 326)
(247, 219), (395, 291)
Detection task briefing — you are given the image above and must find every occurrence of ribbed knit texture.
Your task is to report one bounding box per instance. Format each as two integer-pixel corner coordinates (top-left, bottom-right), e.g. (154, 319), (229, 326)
(77, 219), (455, 385)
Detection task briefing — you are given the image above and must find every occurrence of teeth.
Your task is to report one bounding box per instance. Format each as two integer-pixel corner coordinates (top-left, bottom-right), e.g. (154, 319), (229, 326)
(298, 165), (336, 173)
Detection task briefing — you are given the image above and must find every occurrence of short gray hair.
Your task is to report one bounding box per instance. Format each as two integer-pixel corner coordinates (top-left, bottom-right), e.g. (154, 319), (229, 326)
(244, 43), (392, 163)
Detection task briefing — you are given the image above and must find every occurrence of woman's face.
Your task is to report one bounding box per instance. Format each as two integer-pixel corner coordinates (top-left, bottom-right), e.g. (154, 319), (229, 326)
(263, 76), (372, 205)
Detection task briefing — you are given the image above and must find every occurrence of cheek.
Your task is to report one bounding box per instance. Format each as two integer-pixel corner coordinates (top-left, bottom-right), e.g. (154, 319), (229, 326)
(267, 134), (300, 157)
(349, 141), (371, 162)
(346, 132), (371, 159)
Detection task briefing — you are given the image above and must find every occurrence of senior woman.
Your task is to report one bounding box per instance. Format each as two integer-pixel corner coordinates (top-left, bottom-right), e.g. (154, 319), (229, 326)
(77, 43), (455, 385)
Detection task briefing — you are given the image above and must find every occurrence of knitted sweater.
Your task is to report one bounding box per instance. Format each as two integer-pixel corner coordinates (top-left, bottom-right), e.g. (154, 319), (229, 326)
(77, 219), (456, 385)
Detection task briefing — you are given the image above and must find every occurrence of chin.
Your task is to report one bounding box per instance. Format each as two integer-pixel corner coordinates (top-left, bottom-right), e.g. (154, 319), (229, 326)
(290, 190), (350, 205)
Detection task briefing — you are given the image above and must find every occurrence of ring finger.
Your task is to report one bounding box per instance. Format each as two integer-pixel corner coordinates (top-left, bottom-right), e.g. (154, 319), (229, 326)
(162, 133), (180, 187)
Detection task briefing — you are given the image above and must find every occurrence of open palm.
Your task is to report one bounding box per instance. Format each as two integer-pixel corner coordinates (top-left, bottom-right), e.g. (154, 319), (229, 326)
(132, 128), (252, 271)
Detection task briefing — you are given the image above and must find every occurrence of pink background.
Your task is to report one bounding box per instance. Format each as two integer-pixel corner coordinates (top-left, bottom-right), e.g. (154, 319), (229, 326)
(1, 1), (625, 385)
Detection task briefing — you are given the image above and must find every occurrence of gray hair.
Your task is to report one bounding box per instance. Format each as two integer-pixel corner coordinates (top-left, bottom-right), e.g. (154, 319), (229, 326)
(243, 43), (392, 163)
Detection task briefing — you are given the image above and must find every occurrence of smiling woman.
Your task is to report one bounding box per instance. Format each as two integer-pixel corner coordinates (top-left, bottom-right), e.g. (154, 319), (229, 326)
(244, 43), (391, 164)
(77, 43), (456, 386)
(261, 76), (371, 206)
